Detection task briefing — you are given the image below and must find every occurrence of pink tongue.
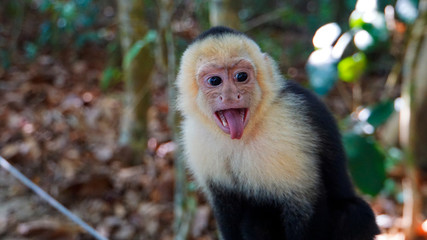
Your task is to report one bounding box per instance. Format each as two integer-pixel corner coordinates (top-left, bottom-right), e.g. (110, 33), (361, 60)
(223, 109), (244, 139)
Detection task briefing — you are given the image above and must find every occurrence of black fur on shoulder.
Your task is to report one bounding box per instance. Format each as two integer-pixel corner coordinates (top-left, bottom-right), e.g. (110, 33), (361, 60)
(193, 26), (244, 43)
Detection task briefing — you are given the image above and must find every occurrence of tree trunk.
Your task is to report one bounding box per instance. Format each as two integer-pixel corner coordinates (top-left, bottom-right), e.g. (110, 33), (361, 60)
(209, 0), (240, 29)
(117, 0), (154, 151)
(399, 2), (427, 239)
(153, 1), (197, 239)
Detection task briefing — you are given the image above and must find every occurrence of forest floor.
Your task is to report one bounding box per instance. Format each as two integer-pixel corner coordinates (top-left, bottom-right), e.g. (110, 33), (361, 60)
(0, 46), (206, 240)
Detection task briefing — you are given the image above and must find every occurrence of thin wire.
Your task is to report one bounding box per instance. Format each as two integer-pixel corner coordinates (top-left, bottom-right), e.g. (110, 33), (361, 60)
(0, 155), (108, 240)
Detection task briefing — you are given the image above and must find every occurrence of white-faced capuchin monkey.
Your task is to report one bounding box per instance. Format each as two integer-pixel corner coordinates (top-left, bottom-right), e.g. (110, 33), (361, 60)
(176, 26), (380, 240)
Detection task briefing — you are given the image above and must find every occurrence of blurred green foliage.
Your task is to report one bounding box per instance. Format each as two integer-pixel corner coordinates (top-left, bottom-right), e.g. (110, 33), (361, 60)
(244, 0), (357, 70)
(123, 30), (157, 70)
(306, 49), (339, 95)
(306, 0), (420, 197)
(337, 52), (367, 82)
(33, 0), (102, 49)
(340, 99), (397, 196)
(343, 133), (386, 196)
(101, 66), (122, 91)
(306, 0), (418, 96)
(395, 0), (419, 23)
(366, 100), (395, 128)
(0, 0), (115, 70)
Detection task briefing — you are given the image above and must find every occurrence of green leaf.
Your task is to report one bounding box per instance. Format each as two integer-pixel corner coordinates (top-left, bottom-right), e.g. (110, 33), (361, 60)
(101, 67), (122, 91)
(331, 32), (353, 59)
(366, 100), (395, 127)
(361, 13), (388, 43)
(306, 48), (338, 95)
(337, 52), (367, 82)
(396, 0), (419, 24)
(312, 23), (341, 49)
(343, 133), (386, 196)
(123, 30), (157, 69)
(349, 10), (364, 29)
(354, 30), (375, 52)
(349, 10), (389, 51)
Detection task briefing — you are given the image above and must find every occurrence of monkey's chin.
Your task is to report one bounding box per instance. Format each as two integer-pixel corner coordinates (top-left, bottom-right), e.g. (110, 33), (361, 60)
(214, 108), (249, 140)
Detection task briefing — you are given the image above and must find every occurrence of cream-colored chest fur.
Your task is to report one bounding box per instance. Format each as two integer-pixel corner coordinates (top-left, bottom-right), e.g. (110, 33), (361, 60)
(182, 101), (320, 199)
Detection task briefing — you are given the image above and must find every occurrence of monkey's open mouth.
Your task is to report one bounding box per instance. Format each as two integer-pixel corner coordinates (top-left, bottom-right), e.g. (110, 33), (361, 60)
(214, 108), (249, 140)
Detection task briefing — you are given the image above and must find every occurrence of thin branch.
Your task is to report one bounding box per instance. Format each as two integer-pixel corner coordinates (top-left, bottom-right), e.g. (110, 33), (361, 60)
(0, 156), (107, 240)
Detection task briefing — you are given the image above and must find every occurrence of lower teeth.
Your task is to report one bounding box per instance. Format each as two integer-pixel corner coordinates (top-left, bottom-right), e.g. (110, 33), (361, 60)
(219, 112), (227, 126)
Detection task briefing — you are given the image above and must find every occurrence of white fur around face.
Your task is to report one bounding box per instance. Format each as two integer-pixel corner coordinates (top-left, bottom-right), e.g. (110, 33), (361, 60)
(182, 92), (320, 200)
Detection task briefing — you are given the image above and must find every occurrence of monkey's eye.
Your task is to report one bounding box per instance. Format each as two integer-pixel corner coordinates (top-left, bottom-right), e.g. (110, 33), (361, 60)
(208, 76), (222, 86)
(235, 72), (248, 82)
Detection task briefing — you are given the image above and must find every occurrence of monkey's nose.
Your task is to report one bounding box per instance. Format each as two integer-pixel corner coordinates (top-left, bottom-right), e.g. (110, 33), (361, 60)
(219, 93), (241, 103)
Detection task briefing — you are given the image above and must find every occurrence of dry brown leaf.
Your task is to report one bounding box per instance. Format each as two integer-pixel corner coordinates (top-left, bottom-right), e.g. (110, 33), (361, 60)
(17, 218), (80, 240)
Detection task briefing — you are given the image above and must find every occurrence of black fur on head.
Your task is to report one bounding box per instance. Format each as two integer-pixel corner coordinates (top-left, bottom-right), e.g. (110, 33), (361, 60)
(193, 26), (244, 43)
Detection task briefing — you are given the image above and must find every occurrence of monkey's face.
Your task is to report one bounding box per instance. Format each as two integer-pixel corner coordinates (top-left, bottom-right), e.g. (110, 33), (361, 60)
(177, 35), (278, 141)
(196, 58), (256, 139)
